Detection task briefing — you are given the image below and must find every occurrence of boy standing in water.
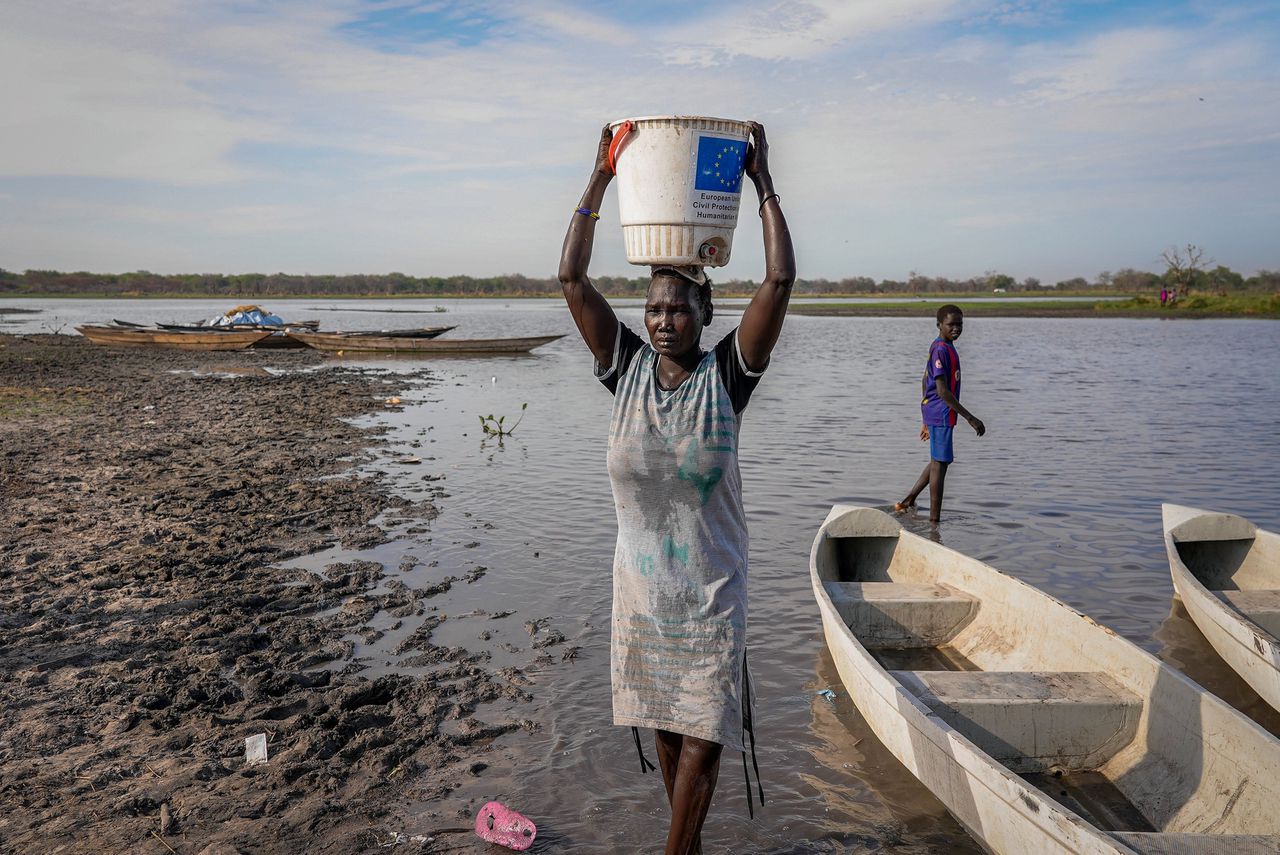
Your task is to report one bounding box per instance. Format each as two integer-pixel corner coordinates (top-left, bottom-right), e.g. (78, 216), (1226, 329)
(895, 305), (985, 523)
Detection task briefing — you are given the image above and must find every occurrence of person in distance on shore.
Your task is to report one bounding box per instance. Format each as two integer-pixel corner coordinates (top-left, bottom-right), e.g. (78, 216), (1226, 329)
(558, 121), (794, 855)
(895, 305), (985, 523)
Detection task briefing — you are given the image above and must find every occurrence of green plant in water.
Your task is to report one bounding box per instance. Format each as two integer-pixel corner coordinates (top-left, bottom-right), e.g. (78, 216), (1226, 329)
(479, 402), (528, 437)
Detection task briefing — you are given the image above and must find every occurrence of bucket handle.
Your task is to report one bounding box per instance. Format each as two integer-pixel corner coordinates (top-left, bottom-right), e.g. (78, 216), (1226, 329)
(608, 121), (634, 174)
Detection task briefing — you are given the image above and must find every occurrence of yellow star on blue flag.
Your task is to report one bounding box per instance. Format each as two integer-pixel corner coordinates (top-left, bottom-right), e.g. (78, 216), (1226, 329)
(694, 136), (747, 193)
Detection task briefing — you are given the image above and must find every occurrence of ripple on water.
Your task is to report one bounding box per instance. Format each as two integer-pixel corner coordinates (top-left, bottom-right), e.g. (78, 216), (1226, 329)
(265, 311), (1279, 850)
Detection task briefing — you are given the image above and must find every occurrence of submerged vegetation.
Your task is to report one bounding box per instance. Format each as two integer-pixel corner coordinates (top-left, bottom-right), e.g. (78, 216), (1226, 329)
(479, 402), (528, 437)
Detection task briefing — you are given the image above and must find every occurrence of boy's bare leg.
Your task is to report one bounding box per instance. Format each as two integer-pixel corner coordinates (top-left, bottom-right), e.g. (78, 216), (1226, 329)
(928, 460), (949, 523)
(662, 731), (721, 855)
(896, 464), (932, 511)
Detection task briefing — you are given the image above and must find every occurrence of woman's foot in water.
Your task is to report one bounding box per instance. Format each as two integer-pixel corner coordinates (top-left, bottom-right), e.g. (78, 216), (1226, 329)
(893, 500), (915, 513)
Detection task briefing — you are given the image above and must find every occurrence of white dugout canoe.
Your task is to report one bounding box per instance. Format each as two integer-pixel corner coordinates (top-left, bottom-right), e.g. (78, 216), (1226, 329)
(1163, 504), (1280, 714)
(811, 505), (1280, 855)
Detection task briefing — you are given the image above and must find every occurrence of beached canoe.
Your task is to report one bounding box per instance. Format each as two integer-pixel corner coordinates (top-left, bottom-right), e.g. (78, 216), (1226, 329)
(811, 505), (1280, 854)
(338, 325), (456, 339)
(155, 322), (317, 348)
(148, 325), (308, 349)
(247, 331), (308, 349)
(77, 325), (272, 351)
(155, 320), (321, 332)
(286, 331), (565, 354)
(1163, 504), (1280, 713)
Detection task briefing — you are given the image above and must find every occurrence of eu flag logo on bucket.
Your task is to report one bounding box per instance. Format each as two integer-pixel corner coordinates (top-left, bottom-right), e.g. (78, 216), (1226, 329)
(694, 136), (747, 194)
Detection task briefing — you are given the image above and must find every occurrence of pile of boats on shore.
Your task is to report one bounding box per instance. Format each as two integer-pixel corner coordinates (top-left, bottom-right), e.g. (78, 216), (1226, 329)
(75, 305), (564, 354)
(813, 503), (1280, 853)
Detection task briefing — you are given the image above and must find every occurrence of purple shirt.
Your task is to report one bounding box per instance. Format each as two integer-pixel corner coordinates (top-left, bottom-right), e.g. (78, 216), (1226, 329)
(921, 338), (960, 427)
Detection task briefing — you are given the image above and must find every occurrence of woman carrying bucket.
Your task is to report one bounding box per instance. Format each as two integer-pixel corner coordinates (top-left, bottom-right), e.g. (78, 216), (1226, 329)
(558, 120), (794, 854)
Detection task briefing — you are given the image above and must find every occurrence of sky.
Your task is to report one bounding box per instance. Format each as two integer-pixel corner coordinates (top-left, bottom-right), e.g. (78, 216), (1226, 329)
(1, 0), (1278, 283)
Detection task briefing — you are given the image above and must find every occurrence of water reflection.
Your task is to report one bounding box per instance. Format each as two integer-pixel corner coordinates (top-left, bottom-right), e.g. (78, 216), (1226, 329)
(14, 299), (1280, 851)
(1155, 597), (1280, 736)
(803, 645), (982, 853)
(264, 310), (1280, 852)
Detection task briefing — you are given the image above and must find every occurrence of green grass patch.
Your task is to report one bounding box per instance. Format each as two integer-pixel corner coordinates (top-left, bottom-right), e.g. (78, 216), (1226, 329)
(1098, 293), (1280, 317)
(0, 386), (97, 419)
(789, 298), (1110, 316)
(789, 292), (1280, 318)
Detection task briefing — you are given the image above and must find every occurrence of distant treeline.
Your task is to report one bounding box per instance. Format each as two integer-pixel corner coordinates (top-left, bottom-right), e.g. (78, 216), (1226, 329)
(2, 266), (1277, 298)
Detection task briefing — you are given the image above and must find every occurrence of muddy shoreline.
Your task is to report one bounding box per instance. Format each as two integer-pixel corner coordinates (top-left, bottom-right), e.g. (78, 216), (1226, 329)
(0, 335), (530, 854)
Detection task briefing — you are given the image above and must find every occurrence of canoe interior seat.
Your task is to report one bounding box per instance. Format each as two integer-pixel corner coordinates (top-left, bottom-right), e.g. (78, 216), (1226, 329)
(1112, 832), (1280, 854)
(891, 670), (1141, 773)
(1213, 589), (1280, 638)
(824, 581), (977, 648)
(1174, 538), (1254, 588)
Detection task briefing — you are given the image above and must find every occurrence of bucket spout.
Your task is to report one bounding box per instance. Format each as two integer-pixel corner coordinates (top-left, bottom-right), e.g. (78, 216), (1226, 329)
(699, 237), (728, 262)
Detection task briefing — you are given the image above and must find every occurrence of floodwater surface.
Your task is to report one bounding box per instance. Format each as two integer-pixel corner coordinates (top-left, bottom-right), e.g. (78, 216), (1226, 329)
(15, 298), (1280, 852)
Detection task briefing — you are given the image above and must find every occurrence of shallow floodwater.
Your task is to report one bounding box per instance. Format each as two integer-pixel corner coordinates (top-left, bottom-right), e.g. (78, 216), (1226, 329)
(12, 299), (1280, 852)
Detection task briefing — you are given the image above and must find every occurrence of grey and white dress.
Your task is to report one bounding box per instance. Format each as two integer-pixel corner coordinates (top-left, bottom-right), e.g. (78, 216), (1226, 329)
(596, 323), (765, 751)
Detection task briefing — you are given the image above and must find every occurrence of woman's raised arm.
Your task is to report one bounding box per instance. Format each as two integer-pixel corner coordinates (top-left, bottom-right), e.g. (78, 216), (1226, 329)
(558, 126), (620, 368)
(736, 122), (796, 372)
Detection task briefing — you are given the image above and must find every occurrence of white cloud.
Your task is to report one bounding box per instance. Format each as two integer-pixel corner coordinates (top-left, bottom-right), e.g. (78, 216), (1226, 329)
(516, 4), (635, 44)
(0, 7), (254, 183)
(1013, 27), (1187, 100)
(658, 0), (965, 65)
(949, 210), (1039, 229)
(0, 0), (1277, 280)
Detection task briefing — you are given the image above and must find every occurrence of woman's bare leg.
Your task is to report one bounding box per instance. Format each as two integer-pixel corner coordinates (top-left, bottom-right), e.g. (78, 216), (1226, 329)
(663, 732), (722, 855)
(654, 729), (682, 806)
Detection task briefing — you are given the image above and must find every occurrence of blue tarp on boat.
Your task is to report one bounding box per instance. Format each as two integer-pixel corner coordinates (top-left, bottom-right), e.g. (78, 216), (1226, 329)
(209, 305), (284, 327)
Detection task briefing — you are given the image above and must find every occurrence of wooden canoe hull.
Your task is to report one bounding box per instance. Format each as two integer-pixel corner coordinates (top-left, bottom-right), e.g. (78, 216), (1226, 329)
(812, 505), (1280, 855)
(338, 325), (455, 339)
(248, 332), (308, 349)
(1163, 504), (1280, 712)
(287, 331), (565, 353)
(77, 325), (272, 351)
(149, 322), (313, 347)
(156, 321), (320, 332)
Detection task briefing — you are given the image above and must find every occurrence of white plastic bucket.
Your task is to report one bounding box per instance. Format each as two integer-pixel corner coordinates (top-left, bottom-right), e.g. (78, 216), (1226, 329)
(608, 115), (752, 267)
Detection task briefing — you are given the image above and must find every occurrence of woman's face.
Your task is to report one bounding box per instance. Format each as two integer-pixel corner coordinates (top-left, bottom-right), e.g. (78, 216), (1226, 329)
(645, 276), (704, 359)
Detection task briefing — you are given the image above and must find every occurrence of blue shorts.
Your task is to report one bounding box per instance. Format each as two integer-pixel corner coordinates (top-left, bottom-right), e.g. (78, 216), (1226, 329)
(928, 425), (954, 463)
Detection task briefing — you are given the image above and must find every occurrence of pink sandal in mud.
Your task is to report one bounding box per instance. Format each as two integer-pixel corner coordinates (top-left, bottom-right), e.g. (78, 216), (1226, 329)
(475, 801), (537, 850)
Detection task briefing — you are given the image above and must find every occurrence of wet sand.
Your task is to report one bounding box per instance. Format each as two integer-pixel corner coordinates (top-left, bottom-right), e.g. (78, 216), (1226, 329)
(0, 335), (528, 853)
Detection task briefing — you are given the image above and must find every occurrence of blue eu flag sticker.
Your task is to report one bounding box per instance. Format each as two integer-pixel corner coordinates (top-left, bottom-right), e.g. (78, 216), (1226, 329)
(694, 136), (747, 193)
